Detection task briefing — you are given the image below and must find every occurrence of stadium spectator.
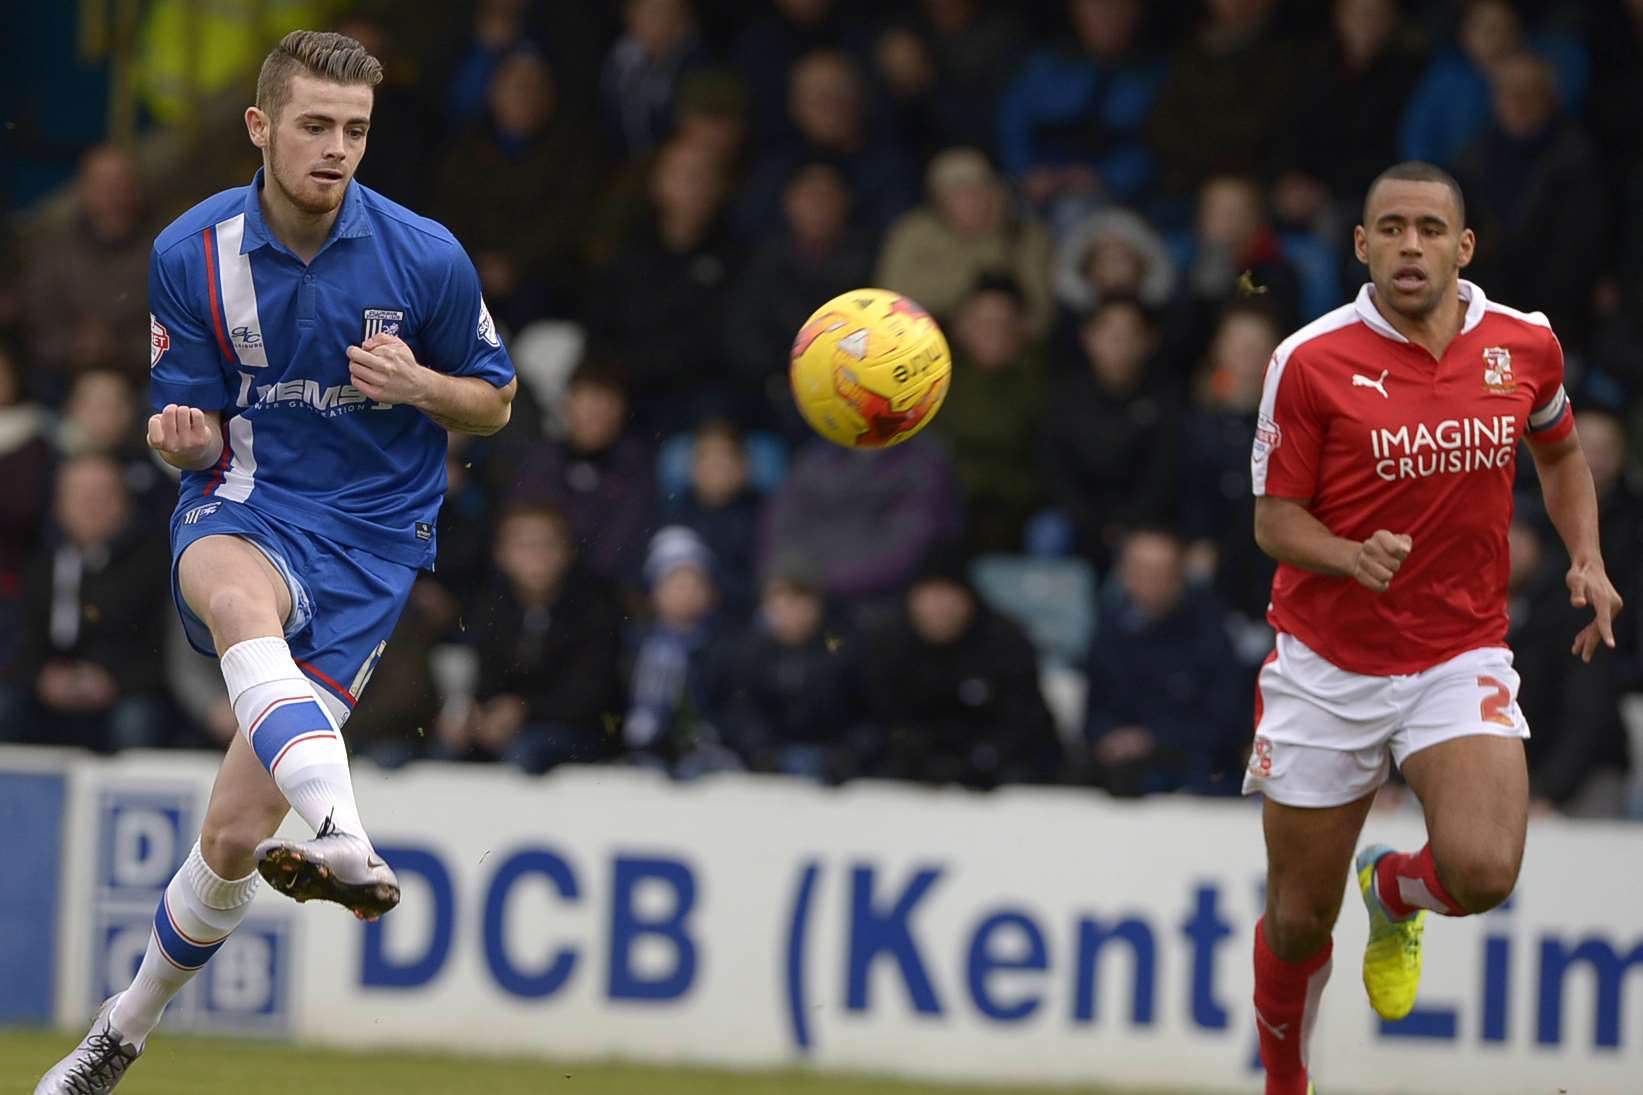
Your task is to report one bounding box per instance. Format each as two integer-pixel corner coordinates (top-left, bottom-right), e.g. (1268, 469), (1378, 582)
(587, 136), (740, 434)
(706, 567), (872, 782)
(433, 48), (606, 329)
(1507, 515), (1632, 817)
(1082, 527), (1245, 797)
(336, 14), (443, 211)
(444, 0), (539, 128)
(1586, 0), (1643, 219)
(1273, 0), (1425, 236)
(1168, 174), (1302, 362)
(601, 0), (703, 158)
(19, 146), (154, 398)
(862, 546), (1062, 788)
(1148, 0), (1298, 198)
(441, 503), (626, 773)
(869, 2), (1029, 165)
(725, 160), (873, 437)
(53, 368), (171, 526)
(1041, 297), (1175, 569)
(1574, 406), (1643, 657)
(662, 419), (764, 621)
(1454, 51), (1606, 344)
(434, 432), (502, 604)
(5, 455), (170, 752)
(997, 0), (1164, 219)
(1052, 205), (1178, 321)
(624, 526), (731, 772)
(1397, 0), (1589, 170)
(0, 345), (51, 676)
(737, 49), (917, 239)
(762, 434), (963, 617)
(902, 0), (1031, 158)
(510, 360), (656, 585)
(1161, 303), (1281, 632)
(733, 0), (865, 142)
(590, 70), (752, 270)
(874, 148), (1054, 337)
(935, 273), (1048, 553)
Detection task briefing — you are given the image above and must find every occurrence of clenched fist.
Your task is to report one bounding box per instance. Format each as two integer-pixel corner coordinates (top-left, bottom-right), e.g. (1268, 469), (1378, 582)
(1351, 530), (1412, 593)
(147, 403), (222, 470)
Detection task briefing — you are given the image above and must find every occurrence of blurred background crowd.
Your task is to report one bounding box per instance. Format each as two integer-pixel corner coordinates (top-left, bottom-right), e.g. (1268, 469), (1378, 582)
(2, 0), (1641, 816)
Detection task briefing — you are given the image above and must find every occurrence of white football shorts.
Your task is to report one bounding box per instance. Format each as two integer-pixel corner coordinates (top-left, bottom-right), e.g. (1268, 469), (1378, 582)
(1243, 632), (1531, 807)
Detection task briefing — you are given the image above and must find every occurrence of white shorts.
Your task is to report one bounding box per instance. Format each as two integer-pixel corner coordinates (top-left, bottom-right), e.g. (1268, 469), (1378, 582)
(1243, 633), (1531, 807)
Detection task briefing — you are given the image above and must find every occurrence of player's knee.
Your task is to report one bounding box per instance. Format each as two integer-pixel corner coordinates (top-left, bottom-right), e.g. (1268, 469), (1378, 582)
(199, 814), (270, 879)
(202, 583), (278, 642)
(1442, 849), (1520, 913)
(1268, 898), (1338, 962)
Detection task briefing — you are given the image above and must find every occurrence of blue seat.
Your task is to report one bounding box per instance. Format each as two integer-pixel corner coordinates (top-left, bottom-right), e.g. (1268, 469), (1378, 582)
(969, 553), (1098, 666)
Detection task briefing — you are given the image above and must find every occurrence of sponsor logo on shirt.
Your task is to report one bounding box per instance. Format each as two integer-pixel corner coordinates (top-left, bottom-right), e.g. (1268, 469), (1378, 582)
(1369, 414), (1517, 482)
(232, 325), (263, 352)
(235, 372), (392, 417)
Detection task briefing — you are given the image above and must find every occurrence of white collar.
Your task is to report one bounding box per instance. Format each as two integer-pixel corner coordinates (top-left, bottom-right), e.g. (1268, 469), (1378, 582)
(1353, 279), (1488, 343)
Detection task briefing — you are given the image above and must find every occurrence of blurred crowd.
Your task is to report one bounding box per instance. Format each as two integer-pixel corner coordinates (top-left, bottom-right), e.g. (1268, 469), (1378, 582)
(2, 0), (1642, 816)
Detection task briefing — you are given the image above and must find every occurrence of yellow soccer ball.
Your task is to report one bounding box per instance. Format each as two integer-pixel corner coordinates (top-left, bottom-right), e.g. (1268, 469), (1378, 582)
(788, 288), (951, 449)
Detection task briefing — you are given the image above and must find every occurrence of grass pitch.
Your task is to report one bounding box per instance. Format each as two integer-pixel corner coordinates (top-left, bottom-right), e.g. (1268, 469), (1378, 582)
(0, 1028), (1197, 1095)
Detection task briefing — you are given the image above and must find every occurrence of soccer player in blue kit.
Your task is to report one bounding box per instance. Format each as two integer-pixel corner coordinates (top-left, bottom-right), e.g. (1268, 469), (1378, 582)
(36, 31), (516, 1093)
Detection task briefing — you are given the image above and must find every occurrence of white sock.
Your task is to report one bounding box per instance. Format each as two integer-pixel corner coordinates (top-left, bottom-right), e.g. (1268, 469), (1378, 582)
(220, 636), (370, 843)
(110, 842), (258, 1045)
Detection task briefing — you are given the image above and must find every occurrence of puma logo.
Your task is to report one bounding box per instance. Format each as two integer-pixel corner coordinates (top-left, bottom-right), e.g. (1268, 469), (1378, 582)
(1255, 1008), (1290, 1040)
(1352, 369), (1390, 399)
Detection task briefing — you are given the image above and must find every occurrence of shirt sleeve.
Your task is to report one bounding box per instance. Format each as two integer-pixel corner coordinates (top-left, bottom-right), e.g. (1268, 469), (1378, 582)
(148, 241), (236, 413)
(1525, 327), (1574, 446)
(1252, 347), (1326, 501)
(420, 243), (516, 388)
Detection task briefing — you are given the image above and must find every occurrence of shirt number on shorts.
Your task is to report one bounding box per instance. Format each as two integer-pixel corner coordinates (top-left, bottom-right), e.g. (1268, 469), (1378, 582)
(1477, 676), (1514, 727)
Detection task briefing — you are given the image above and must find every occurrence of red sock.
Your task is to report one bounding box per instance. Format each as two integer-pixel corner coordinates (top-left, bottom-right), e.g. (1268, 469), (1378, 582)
(1374, 845), (1467, 919)
(1253, 918), (1332, 1095)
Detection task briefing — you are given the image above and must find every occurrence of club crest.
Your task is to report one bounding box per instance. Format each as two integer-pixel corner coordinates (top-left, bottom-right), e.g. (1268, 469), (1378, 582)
(1482, 346), (1515, 392)
(363, 307), (405, 341)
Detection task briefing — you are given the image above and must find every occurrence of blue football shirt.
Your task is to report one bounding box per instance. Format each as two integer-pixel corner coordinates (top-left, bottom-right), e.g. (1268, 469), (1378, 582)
(149, 168), (515, 568)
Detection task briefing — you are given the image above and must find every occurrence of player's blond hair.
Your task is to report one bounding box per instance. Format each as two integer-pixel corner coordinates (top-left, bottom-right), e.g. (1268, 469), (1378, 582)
(255, 30), (383, 122)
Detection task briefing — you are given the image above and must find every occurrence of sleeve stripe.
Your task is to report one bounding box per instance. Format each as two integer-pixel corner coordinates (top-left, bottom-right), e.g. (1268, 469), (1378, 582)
(1528, 385), (1569, 432)
(201, 226), (236, 366)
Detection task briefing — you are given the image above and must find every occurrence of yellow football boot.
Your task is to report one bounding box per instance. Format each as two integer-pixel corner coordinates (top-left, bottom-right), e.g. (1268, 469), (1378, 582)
(1357, 844), (1426, 1021)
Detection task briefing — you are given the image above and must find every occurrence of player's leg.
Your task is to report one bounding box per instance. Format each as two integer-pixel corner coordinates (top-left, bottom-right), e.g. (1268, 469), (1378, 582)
(1355, 650), (1531, 1021)
(1256, 792), (1376, 1095)
(179, 533), (379, 852)
(1375, 734), (1528, 915)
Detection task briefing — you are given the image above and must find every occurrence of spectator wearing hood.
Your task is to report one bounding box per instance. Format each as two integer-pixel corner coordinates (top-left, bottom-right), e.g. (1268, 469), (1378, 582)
(1052, 205), (1179, 317)
(874, 147), (1054, 337)
(863, 545), (1062, 788)
(624, 526), (728, 771)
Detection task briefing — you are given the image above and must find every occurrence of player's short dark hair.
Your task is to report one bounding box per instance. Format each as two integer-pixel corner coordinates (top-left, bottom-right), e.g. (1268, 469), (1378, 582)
(1363, 161), (1467, 228)
(256, 30), (383, 122)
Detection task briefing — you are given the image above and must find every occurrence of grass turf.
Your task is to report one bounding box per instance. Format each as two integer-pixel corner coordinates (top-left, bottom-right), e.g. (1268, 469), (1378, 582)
(0, 1028), (1200, 1095)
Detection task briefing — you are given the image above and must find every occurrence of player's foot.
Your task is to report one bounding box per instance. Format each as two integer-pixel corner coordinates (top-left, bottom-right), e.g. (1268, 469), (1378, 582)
(34, 995), (141, 1094)
(255, 812), (399, 920)
(1357, 843), (1426, 1021)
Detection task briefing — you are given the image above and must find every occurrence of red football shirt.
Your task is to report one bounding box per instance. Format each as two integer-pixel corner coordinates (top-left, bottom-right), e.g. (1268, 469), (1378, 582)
(1252, 280), (1573, 675)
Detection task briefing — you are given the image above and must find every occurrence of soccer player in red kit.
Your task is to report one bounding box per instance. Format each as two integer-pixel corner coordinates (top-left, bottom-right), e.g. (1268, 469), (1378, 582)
(1244, 160), (1622, 1094)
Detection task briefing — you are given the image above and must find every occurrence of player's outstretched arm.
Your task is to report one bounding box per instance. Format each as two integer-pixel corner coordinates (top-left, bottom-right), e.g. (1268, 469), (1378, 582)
(146, 404), (224, 471)
(1254, 496), (1412, 594)
(1527, 431), (1623, 662)
(345, 333), (515, 436)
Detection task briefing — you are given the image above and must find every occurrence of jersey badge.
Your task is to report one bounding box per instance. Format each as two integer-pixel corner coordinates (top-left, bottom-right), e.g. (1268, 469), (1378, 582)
(363, 308), (405, 341)
(150, 313), (170, 370)
(1482, 346), (1515, 393)
(476, 298), (500, 348)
